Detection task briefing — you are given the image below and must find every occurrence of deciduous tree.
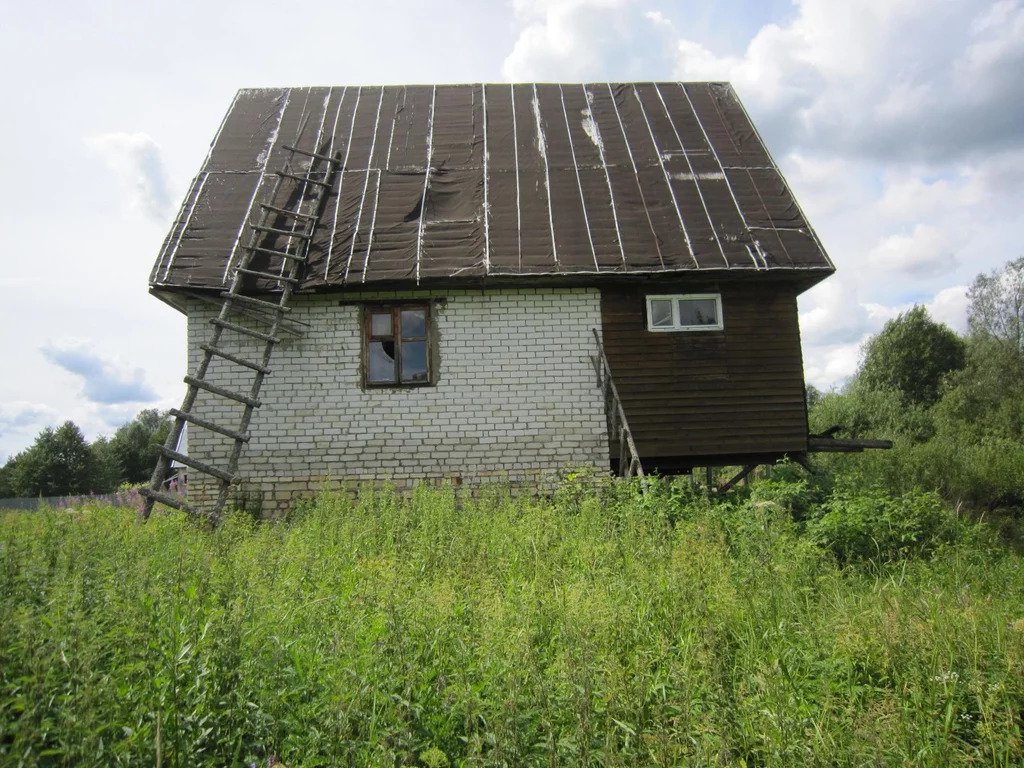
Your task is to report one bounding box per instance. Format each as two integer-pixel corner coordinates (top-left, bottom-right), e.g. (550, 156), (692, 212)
(107, 409), (171, 485)
(858, 305), (966, 407)
(967, 256), (1024, 352)
(8, 421), (97, 496)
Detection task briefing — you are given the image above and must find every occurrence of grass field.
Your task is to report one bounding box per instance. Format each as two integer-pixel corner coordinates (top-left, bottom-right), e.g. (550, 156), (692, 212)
(1, 477), (1022, 766)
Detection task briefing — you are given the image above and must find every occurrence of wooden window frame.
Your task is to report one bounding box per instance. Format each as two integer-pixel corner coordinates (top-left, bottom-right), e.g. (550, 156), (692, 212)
(645, 293), (723, 332)
(362, 303), (433, 388)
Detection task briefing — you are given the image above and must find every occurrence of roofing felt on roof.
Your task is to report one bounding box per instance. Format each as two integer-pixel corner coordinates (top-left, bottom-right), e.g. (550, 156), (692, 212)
(151, 83), (834, 292)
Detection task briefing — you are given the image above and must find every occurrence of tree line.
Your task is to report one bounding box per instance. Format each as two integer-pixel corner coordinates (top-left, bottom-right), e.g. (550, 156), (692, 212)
(809, 256), (1024, 524)
(0, 410), (171, 498)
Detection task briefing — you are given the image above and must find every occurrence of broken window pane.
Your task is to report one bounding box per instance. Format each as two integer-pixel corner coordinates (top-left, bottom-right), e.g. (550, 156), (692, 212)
(371, 312), (392, 337)
(678, 298), (718, 326)
(365, 303), (433, 387)
(649, 299), (673, 328)
(368, 340), (396, 383)
(401, 309), (426, 338)
(401, 341), (428, 383)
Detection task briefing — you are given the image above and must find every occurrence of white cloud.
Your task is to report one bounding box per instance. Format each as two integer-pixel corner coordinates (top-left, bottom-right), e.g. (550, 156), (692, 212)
(803, 341), (865, 391)
(83, 131), (172, 220)
(0, 401), (56, 432)
(667, 0), (1024, 162)
(40, 340), (158, 406)
(781, 152), (870, 220)
(926, 285), (970, 333)
(867, 224), (956, 277)
(0, 402), (57, 462)
(799, 278), (897, 347)
(502, 0), (676, 81)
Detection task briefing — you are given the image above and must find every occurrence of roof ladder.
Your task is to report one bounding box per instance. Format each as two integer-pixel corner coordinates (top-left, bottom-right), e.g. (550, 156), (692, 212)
(140, 114), (341, 522)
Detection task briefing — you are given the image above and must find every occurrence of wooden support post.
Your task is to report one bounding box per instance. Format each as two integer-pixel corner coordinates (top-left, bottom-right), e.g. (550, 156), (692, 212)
(717, 464), (758, 494)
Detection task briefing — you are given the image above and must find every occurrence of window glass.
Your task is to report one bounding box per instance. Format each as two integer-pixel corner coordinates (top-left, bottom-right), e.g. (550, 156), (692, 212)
(368, 341), (396, 383)
(678, 297), (718, 326)
(371, 312), (392, 337)
(649, 299), (673, 328)
(401, 341), (428, 383)
(365, 304), (432, 386)
(401, 309), (426, 338)
(647, 293), (722, 331)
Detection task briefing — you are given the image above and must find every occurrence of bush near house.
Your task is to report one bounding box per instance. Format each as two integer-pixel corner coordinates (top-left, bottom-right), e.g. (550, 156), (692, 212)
(808, 258), (1024, 539)
(1, 479), (1021, 767)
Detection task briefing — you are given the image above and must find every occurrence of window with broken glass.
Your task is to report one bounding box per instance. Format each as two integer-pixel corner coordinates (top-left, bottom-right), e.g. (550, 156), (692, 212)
(646, 294), (723, 332)
(364, 305), (431, 386)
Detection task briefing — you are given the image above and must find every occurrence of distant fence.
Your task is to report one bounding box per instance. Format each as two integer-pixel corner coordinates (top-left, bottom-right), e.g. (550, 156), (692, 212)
(0, 490), (144, 512)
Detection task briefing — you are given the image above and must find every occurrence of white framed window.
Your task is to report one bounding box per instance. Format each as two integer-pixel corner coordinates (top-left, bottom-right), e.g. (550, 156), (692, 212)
(646, 293), (723, 332)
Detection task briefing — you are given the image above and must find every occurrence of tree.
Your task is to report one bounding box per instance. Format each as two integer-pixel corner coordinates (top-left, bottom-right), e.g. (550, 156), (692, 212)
(0, 458), (15, 497)
(858, 305), (966, 407)
(967, 256), (1024, 353)
(89, 436), (122, 493)
(8, 421), (97, 497)
(805, 383), (824, 410)
(107, 409), (172, 485)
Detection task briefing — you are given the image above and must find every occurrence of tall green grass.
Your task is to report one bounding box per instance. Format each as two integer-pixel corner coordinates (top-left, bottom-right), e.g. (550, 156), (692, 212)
(1, 480), (1022, 766)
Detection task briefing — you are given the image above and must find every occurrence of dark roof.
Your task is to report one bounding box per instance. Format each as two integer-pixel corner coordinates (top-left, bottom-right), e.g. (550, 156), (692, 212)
(151, 83), (834, 292)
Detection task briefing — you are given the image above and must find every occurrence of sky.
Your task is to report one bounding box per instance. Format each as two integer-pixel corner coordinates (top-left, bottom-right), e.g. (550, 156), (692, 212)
(1, 0), (1022, 462)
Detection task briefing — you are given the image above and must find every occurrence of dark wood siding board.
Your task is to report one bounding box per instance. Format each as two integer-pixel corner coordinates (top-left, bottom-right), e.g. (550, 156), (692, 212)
(630, 435), (807, 458)
(601, 280), (808, 459)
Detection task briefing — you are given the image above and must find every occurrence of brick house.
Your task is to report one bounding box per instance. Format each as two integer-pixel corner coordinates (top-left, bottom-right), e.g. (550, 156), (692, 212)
(144, 83), (834, 517)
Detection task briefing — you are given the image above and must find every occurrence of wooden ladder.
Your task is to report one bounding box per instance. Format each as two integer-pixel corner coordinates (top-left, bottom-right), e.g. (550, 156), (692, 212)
(592, 328), (647, 490)
(139, 115), (340, 522)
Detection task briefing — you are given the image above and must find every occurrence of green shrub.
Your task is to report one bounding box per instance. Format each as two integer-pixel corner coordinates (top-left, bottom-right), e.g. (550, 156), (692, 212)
(808, 486), (958, 564)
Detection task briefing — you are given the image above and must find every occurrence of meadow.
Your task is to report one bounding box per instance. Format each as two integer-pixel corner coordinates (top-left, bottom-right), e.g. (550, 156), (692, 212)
(1, 475), (1022, 767)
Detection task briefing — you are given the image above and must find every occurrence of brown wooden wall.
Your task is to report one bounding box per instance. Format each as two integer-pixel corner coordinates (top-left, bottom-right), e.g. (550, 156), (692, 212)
(600, 281), (809, 465)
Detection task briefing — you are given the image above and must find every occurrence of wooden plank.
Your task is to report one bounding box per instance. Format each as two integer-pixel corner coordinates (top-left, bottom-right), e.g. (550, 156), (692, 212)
(601, 280), (808, 460)
(808, 436), (893, 452)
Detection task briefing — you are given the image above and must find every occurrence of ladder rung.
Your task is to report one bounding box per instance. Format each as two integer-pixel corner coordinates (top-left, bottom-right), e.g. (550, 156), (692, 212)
(139, 487), (193, 514)
(157, 446), (235, 483)
(200, 343), (271, 373)
(170, 408), (250, 442)
(243, 245), (307, 262)
(234, 267), (299, 284)
(221, 292), (291, 314)
(185, 375), (262, 407)
(283, 144), (340, 164)
(252, 224), (313, 240)
(210, 318), (280, 343)
(259, 203), (318, 221)
(275, 171), (331, 187)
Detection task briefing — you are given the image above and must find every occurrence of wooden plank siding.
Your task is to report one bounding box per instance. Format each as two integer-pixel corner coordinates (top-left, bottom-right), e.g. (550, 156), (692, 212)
(600, 281), (809, 467)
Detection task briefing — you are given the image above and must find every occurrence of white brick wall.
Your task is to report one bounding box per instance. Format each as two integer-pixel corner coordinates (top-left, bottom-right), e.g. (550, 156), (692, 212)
(184, 288), (609, 514)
